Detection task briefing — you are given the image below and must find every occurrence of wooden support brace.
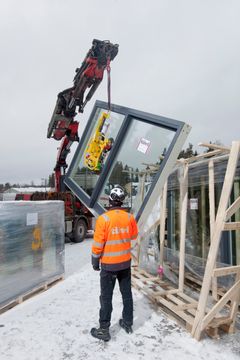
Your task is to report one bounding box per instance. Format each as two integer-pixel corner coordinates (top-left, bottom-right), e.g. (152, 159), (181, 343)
(201, 279), (240, 330)
(159, 181), (168, 275)
(223, 222), (240, 231)
(225, 196), (240, 221)
(213, 266), (240, 277)
(178, 162), (188, 292)
(198, 142), (230, 152)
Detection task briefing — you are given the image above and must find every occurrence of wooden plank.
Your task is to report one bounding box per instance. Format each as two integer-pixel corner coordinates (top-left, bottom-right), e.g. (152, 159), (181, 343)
(207, 316), (232, 328)
(159, 181), (168, 275)
(213, 265), (240, 277)
(167, 294), (197, 317)
(223, 222), (240, 231)
(0, 275), (64, 315)
(208, 159), (218, 301)
(201, 279), (240, 330)
(178, 292), (198, 304)
(192, 141), (240, 340)
(179, 162), (188, 292)
(157, 297), (194, 326)
(198, 142), (230, 152)
(225, 196), (240, 221)
(183, 149), (223, 164)
(173, 303), (197, 311)
(228, 270), (240, 333)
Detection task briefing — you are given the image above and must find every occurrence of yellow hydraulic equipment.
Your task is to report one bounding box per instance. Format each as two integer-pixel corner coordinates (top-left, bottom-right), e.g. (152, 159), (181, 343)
(84, 112), (112, 172)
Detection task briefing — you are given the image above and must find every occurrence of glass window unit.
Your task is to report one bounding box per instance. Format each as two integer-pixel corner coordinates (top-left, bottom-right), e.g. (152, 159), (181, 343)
(70, 108), (125, 198)
(98, 118), (175, 215)
(65, 101), (190, 221)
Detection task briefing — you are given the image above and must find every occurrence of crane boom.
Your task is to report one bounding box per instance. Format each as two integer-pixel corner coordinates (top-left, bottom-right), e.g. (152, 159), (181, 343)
(47, 39), (119, 191)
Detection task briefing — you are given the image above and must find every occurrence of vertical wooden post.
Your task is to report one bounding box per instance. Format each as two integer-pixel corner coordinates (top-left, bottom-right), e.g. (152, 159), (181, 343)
(234, 182), (240, 264)
(178, 161), (189, 292)
(136, 173), (147, 264)
(159, 181), (168, 277)
(228, 270), (240, 333)
(208, 159), (218, 300)
(201, 178), (207, 258)
(191, 141), (240, 340)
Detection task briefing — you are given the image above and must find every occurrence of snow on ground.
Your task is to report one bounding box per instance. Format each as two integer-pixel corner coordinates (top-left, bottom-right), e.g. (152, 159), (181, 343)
(0, 238), (239, 360)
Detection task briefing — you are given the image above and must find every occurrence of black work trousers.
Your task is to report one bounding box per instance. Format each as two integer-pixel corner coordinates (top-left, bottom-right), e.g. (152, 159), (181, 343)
(99, 267), (133, 329)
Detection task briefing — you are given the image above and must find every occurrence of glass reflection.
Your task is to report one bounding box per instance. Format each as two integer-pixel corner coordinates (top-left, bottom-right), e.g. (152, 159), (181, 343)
(98, 118), (175, 215)
(71, 108), (125, 196)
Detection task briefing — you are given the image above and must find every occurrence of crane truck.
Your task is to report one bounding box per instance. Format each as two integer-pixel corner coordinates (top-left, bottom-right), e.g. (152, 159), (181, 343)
(20, 39), (119, 243)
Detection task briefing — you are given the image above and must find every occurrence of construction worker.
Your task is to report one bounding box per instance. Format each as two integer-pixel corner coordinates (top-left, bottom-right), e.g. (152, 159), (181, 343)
(90, 186), (138, 341)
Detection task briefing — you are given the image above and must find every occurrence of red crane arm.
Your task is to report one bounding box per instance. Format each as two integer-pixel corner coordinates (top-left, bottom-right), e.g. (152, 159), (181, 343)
(46, 39), (118, 191)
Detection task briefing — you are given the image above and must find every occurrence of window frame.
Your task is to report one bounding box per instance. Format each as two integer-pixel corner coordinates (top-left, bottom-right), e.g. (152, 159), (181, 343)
(65, 100), (190, 221)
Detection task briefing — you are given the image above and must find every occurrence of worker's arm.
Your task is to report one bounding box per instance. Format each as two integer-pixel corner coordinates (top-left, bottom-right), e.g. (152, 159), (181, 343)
(91, 215), (106, 270)
(130, 214), (138, 241)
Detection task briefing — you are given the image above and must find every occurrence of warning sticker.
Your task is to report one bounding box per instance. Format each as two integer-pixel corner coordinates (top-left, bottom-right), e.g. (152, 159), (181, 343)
(26, 212), (38, 226)
(189, 198), (198, 210)
(137, 138), (151, 154)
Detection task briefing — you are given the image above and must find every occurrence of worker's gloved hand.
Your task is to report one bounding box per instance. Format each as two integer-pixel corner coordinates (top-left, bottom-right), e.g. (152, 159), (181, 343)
(93, 265), (100, 271)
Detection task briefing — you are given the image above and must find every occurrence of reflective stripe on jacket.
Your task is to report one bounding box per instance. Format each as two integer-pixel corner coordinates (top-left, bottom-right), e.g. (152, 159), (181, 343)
(92, 208), (138, 271)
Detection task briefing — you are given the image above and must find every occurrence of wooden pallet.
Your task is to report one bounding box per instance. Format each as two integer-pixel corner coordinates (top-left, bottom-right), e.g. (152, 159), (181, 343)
(132, 267), (196, 332)
(132, 267), (236, 338)
(0, 274), (64, 315)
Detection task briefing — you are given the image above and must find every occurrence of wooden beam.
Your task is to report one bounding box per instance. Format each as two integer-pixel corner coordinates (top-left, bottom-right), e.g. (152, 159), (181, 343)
(179, 162), (188, 292)
(225, 196), (240, 221)
(201, 279), (240, 330)
(213, 265), (240, 277)
(177, 150), (222, 164)
(223, 222), (240, 231)
(208, 159), (218, 301)
(159, 181), (168, 273)
(157, 297), (194, 326)
(228, 270), (240, 333)
(172, 302), (198, 312)
(198, 142), (230, 152)
(207, 316), (232, 328)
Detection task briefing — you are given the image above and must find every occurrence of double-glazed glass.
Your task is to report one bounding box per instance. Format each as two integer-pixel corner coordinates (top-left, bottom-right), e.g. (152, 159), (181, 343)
(98, 118), (175, 215)
(66, 100), (189, 220)
(70, 108), (125, 197)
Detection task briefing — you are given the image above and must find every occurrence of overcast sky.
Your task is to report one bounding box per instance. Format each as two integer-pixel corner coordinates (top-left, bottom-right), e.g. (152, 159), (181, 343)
(0, 0), (240, 185)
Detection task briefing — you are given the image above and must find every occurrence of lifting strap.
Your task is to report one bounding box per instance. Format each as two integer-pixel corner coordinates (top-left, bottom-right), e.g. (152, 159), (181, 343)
(106, 57), (111, 111)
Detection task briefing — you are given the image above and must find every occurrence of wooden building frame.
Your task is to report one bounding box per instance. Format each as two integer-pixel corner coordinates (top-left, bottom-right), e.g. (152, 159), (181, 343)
(132, 141), (240, 340)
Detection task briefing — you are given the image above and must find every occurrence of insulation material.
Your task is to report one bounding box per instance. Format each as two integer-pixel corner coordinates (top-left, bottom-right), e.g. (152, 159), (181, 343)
(0, 201), (65, 307)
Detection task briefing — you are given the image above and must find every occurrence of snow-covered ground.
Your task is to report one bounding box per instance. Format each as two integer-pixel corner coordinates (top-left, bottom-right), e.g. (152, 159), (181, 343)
(0, 238), (239, 360)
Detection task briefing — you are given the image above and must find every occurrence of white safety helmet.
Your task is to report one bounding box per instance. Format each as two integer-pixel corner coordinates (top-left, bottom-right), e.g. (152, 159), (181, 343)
(109, 186), (125, 203)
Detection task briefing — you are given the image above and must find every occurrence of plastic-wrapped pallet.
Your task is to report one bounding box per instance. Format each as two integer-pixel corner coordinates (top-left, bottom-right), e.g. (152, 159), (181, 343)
(0, 201), (65, 309)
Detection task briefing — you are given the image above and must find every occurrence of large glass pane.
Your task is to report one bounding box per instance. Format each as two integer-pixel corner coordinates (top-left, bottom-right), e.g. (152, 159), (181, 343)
(70, 108), (125, 197)
(98, 118), (176, 214)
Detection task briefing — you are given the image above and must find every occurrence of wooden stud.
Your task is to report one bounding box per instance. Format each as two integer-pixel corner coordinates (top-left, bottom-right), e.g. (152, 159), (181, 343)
(213, 266), (240, 277)
(159, 180), (168, 277)
(228, 270), (240, 333)
(178, 162), (188, 292)
(201, 279), (240, 330)
(198, 142), (230, 152)
(208, 159), (218, 301)
(225, 196), (240, 221)
(223, 222), (240, 231)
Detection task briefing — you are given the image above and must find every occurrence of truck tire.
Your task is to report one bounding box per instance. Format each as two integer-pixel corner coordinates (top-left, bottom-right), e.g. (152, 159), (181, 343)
(73, 218), (87, 243)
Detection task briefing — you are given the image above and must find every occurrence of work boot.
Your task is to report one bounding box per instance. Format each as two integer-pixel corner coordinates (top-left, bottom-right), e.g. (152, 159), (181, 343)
(90, 327), (111, 342)
(119, 319), (133, 334)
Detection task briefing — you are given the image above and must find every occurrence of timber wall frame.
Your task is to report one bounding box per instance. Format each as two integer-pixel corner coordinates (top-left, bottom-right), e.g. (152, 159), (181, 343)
(133, 140), (240, 340)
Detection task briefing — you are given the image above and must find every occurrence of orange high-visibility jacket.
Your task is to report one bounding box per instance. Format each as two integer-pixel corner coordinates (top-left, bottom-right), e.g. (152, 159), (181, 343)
(92, 208), (138, 271)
